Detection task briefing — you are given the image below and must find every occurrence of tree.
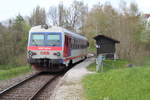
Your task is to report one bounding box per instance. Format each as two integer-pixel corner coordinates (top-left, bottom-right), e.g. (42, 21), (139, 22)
(0, 24), (8, 64)
(129, 3), (139, 16)
(0, 14), (30, 65)
(48, 1), (88, 32)
(83, 1), (146, 64)
(29, 6), (46, 26)
(48, 6), (59, 26)
(64, 1), (88, 31)
(10, 15), (30, 65)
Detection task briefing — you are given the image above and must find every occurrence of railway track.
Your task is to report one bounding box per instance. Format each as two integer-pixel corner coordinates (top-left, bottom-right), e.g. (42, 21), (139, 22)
(0, 72), (60, 100)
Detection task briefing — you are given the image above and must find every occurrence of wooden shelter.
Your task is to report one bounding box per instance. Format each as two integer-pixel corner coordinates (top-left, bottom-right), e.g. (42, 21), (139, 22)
(93, 35), (120, 59)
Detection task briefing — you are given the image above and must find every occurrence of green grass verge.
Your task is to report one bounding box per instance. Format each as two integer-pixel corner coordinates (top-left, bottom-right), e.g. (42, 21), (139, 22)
(82, 59), (150, 100)
(87, 59), (129, 72)
(88, 47), (96, 53)
(0, 65), (19, 70)
(82, 67), (150, 100)
(0, 66), (31, 80)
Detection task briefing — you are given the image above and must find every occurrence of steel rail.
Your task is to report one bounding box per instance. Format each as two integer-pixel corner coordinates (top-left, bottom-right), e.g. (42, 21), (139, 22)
(0, 72), (41, 96)
(28, 75), (58, 100)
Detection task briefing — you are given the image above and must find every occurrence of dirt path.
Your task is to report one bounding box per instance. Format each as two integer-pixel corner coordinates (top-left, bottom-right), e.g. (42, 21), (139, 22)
(49, 58), (95, 100)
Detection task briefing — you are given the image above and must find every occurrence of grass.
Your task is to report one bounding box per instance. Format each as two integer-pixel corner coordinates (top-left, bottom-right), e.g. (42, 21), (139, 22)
(0, 66), (31, 80)
(0, 65), (19, 70)
(82, 59), (150, 100)
(88, 47), (96, 54)
(87, 59), (129, 72)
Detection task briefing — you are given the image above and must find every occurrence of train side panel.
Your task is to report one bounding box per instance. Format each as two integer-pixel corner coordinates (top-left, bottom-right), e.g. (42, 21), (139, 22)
(62, 33), (88, 66)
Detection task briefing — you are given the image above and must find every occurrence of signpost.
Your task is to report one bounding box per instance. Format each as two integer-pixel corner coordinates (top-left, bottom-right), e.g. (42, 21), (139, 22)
(96, 55), (105, 72)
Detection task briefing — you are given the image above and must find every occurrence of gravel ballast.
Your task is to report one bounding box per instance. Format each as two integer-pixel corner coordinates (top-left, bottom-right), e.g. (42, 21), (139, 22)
(0, 71), (36, 92)
(50, 58), (95, 100)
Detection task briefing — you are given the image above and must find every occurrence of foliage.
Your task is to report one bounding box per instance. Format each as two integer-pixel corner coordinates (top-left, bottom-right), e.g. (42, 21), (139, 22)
(83, 58), (150, 100)
(86, 62), (96, 72)
(0, 66), (31, 80)
(82, 2), (147, 64)
(48, 0), (88, 31)
(0, 1), (150, 66)
(29, 6), (46, 26)
(140, 29), (150, 43)
(0, 14), (30, 66)
(83, 67), (150, 100)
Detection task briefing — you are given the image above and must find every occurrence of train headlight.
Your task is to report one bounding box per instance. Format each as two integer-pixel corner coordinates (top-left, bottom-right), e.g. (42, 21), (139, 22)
(53, 52), (61, 56)
(28, 51), (32, 56)
(28, 51), (37, 57)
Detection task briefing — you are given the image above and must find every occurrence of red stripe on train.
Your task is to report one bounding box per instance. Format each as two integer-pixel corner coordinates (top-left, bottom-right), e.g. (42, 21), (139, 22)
(27, 46), (62, 51)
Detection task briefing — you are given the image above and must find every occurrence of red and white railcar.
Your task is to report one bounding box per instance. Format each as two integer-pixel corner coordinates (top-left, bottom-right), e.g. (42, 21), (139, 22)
(27, 25), (88, 72)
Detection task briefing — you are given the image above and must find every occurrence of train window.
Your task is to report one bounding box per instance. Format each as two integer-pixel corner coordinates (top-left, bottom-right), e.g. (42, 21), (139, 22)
(72, 38), (74, 49)
(77, 40), (78, 49)
(31, 34), (44, 46)
(72, 39), (74, 49)
(79, 40), (80, 49)
(47, 34), (60, 40)
(77, 40), (79, 49)
(73, 39), (75, 49)
(32, 34), (44, 40)
(74, 39), (76, 49)
(71, 38), (73, 49)
(74, 44), (76, 49)
(78, 40), (80, 49)
(81, 42), (82, 47)
(75, 39), (77, 49)
(72, 40), (74, 49)
(47, 34), (61, 46)
(81, 41), (83, 49)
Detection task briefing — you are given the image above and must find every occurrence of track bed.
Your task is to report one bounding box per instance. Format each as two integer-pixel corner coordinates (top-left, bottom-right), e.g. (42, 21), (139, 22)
(0, 72), (62, 100)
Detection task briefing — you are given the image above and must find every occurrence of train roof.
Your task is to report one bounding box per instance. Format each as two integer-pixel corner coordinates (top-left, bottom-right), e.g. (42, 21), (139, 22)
(30, 25), (87, 40)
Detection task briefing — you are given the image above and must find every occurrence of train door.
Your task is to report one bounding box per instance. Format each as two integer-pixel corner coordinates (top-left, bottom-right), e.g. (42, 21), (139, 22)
(64, 35), (71, 57)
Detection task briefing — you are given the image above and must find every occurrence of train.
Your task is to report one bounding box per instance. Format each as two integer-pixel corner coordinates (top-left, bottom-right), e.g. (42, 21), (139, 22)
(27, 25), (88, 72)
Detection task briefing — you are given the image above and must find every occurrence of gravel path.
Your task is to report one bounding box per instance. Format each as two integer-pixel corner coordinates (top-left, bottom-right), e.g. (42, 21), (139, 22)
(49, 58), (95, 100)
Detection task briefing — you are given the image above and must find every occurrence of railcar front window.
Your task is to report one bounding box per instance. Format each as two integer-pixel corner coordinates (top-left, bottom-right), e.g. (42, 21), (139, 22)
(31, 34), (44, 46)
(47, 34), (61, 46)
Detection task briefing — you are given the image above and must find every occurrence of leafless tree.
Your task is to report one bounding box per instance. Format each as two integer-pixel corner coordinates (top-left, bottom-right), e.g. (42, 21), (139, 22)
(48, 6), (59, 26)
(48, 1), (88, 32)
(29, 6), (46, 26)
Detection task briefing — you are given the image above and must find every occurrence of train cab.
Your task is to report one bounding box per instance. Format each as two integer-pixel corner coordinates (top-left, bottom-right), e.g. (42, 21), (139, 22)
(27, 25), (88, 72)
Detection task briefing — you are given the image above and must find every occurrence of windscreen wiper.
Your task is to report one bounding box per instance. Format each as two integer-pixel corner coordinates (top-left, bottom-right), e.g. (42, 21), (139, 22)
(32, 40), (38, 46)
(52, 44), (57, 46)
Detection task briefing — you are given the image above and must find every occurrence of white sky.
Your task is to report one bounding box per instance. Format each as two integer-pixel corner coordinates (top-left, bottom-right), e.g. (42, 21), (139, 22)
(0, 0), (150, 21)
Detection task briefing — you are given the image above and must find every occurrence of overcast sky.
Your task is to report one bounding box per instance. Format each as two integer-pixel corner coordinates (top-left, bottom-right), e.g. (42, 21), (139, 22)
(0, 0), (150, 22)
